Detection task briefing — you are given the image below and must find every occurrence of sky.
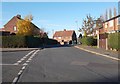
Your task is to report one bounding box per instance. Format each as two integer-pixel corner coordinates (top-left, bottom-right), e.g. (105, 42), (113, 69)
(1, 2), (119, 38)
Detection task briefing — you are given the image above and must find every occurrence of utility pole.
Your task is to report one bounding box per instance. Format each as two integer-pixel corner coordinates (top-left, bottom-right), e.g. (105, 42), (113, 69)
(75, 20), (79, 44)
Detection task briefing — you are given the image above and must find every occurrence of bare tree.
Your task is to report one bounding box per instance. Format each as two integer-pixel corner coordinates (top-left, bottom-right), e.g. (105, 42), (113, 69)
(24, 14), (33, 21)
(114, 7), (117, 17)
(109, 8), (112, 19)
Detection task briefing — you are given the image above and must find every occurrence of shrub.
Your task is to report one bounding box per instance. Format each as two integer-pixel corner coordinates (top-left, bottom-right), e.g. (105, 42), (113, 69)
(1, 35), (59, 48)
(81, 36), (97, 46)
(108, 32), (120, 50)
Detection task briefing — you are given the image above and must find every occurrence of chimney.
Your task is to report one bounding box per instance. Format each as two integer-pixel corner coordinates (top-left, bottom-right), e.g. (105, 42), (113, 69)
(16, 14), (21, 19)
(64, 29), (66, 31)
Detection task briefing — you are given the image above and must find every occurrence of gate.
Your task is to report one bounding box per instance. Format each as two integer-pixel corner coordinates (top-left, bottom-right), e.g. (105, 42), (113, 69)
(99, 34), (108, 49)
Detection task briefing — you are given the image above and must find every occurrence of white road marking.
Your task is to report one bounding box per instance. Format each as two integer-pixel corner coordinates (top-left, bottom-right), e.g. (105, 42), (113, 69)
(17, 61), (22, 63)
(12, 49), (40, 83)
(75, 46), (120, 61)
(23, 63), (28, 66)
(18, 70), (23, 75)
(28, 58), (32, 61)
(15, 50), (35, 64)
(23, 56), (27, 59)
(0, 64), (18, 65)
(12, 77), (18, 83)
(22, 66), (26, 70)
(26, 60), (30, 63)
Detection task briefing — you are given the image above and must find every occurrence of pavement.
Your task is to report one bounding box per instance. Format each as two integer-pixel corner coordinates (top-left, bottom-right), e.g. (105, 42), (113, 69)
(74, 45), (119, 60)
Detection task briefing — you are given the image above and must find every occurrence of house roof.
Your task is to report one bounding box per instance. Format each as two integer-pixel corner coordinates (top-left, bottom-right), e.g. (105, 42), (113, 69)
(53, 29), (75, 37)
(4, 15), (22, 27)
(4, 14), (40, 31)
(103, 14), (120, 23)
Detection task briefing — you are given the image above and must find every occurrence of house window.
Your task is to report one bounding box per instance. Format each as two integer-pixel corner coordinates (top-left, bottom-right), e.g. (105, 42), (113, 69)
(109, 20), (113, 27)
(105, 23), (108, 28)
(13, 26), (17, 31)
(58, 37), (61, 39)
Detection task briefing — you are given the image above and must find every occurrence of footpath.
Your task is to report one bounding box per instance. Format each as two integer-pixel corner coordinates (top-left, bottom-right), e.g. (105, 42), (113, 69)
(75, 45), (119, 61)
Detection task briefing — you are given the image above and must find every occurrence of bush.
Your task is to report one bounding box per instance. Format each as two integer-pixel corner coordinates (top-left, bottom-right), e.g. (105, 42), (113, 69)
(108, 32), (120, 50)
(26, 36), (43, 48)
(1, 35), (59, 48)
(2, 36), (27, 48)
(81, 36), (97, 46)
(2, 36), (42, 48)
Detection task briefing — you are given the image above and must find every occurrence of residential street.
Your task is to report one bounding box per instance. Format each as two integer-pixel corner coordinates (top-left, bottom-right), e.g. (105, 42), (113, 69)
(2, 46), (119, 83)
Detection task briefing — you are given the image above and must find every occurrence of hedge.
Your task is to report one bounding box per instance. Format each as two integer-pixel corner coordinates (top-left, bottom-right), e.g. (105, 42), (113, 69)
(2, 36), (27, 48)
(81, 36), (97, 46)
(1, 35), (59, 48)
(108, 32), (120, 50)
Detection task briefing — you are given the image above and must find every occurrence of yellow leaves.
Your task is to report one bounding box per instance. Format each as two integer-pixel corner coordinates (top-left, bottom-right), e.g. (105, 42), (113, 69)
(16, 19), (34, 36)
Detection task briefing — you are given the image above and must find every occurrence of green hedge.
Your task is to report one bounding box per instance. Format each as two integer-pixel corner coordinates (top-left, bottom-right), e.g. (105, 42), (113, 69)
(81, 36), (97, 46)
(108, 32), (120, 50)
(2, 36), (27, 48)
(44, 38), (59, 45)
(1, 36), (59, 48)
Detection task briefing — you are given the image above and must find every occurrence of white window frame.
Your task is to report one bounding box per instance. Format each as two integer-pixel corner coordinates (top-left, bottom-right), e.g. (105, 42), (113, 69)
(13, 26), (17, 31)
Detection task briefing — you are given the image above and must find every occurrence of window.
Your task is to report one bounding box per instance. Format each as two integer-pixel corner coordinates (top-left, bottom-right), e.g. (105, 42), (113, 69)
(105, 23), (108, 28)
(54, 37), (56, 39)
(58, 37), (61, 39)
(109, 20), (113, 27)
(13, 26), (17, 31)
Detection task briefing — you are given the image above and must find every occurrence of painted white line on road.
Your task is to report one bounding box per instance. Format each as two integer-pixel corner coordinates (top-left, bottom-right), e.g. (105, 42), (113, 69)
(18, 70), (23, 75)
(75, 46), (120, 61)
(12, 77), (18, 83)
(17, 61), (22, 63)
(23, 63), (28, 66)
(26, 60), (30, 63)
(12, 49), (40, 83)
(14, 50), (35, 64)
(20, 58), (25, 61)
(22, 66), (26, 70)
(28, 58), (32, 61)
(23, 56), (27, 59)
(0, 64), (18, 66)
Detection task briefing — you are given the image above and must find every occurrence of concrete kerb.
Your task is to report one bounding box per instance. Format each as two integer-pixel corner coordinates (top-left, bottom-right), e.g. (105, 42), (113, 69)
(74, 46), (120, 61)
(0, 48), (41, 52)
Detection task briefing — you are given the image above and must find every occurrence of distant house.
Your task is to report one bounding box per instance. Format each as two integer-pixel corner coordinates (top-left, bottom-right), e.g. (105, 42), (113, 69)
(2, 14), (40, 35)
(53, 29), (77, 45)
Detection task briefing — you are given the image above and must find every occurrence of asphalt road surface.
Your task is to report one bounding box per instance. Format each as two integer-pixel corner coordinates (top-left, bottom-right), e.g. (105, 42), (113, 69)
(2, 46), (119, 83)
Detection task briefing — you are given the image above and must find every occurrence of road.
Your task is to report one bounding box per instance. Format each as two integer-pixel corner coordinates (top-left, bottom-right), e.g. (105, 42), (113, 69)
(2, 46), (119, 83)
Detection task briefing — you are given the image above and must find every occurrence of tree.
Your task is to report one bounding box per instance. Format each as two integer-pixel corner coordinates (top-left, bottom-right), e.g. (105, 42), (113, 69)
(114, 7), (117, 17)
(17, 19), (34, 36)
(24, 14), (33, 21)
(16, 14), (38, 36)
(109, 8), (112, 19)
(80, 14), (95, 36)
(105, 9), (108, 20)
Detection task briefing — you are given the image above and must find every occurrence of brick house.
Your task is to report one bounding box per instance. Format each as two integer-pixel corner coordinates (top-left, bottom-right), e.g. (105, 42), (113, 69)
(0, 28), (10, 36)
(2, 14), (40, 35)
(53, 29), (77, 45)
(98, 15), (120, 49)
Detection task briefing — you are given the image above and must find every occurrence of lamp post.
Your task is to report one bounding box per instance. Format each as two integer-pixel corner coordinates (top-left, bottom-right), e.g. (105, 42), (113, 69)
(75, 20), (79, 44)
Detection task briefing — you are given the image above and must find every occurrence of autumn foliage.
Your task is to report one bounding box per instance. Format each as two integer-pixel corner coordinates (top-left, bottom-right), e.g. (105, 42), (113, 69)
(17, 20), (33, 36)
